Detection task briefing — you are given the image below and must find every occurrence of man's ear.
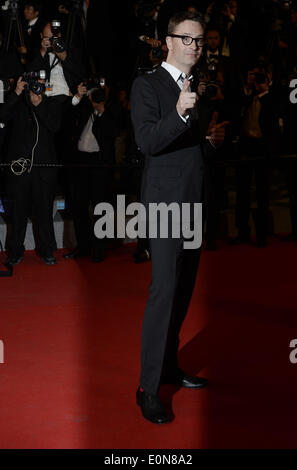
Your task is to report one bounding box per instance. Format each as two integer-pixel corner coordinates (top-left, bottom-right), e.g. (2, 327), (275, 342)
(166, 36), (172, 52)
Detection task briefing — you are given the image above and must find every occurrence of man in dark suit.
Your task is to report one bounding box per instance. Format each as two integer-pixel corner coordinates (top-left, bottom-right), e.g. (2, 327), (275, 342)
(0, 75), (61, 265)
(28, 22), (85, 96)
(20, 1), (46, 64)
(130, 10), (226, 424)
(63, 83), (119, 262)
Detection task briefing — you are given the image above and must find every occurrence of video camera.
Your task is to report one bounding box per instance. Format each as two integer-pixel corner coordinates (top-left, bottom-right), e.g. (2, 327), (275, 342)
(1, 0), (20, 12)
(22, 70), (46, 95)
(48, 20), (66, 54)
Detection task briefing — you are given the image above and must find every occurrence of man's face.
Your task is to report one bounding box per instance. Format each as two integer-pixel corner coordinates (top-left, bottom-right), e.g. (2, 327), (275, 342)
(24, 5), (39, 21)
(228, 0), (238, 16)
(206, 30), (220, 52)
(166, 20), (204, 71)
(42, 24), (53, 40)
(291, 9), (297, 25)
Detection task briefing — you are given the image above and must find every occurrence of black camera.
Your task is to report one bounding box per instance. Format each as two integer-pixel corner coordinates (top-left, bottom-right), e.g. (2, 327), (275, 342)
(199, 69), (219, 99)
(82, 77), (101, 91)
(22, 70), (46, 95)
(49, 20), (66, 53)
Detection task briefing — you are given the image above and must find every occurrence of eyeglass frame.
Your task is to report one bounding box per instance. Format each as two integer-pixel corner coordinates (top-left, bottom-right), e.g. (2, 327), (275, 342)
(167, 34), (205, 47)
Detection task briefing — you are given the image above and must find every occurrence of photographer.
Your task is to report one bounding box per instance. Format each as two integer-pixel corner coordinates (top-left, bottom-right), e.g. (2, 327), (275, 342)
(18, 1), (45, 63)
(0, 73), (62, 265)
(232, 68), (281, 247)
(63, 80), (119, 262)
(28, 21), (86, 98)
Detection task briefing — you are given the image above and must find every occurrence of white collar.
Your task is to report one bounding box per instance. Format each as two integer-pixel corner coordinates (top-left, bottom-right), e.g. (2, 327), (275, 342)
(207, 50), (219, 56)
(161, 61), (185, 83)
(28, 17), (38, 27)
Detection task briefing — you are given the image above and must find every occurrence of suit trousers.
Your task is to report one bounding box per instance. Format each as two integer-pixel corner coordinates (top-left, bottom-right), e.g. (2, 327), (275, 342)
(6, 169), (57, 257)
(140, 235), (201, 395)
(68, 151), (113, 256)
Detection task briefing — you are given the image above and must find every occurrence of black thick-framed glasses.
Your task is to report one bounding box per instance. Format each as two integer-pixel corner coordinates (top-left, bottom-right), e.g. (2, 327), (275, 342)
(167, 34), (205, 47)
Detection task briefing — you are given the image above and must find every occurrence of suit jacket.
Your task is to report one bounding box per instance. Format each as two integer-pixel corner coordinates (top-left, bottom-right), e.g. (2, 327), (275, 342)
(130, 66), (204, 207)
(72, 97), (120, 164)
(240, 91), (281, 157)
(23, 17), (46, 64)
(0, 91), (61, 171)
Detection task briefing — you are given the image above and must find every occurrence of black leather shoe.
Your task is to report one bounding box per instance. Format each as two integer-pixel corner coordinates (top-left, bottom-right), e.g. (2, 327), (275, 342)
(6, 254), (23, 266)
(136, 387), (172, 424)
(63, 248), (90, 260)
(41, 255), (57, 265)
(162, 371), (208, 389)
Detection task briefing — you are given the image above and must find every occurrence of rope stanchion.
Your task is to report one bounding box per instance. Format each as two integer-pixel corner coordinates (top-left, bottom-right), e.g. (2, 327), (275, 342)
(0, 154), (296, 171)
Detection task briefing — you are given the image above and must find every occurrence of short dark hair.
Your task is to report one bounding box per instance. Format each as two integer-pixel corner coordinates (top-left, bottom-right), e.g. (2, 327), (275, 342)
(24, 1), (41, 12)
(206, 25), (221, 36)
(167, 10), (205, 35)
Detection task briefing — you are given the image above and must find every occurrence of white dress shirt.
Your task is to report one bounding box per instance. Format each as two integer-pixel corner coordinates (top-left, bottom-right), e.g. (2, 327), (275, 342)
(45, 53), (70, 97)
(78, 111), (100, 153)
(161, 61), (191, 123)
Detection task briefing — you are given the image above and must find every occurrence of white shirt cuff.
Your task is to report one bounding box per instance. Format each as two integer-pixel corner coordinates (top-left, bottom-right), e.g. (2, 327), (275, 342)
(72, 95), (81, 106)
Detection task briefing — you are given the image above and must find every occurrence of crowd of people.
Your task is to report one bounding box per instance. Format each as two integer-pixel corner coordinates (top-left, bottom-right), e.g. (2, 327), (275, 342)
(0, 0), (296, 266)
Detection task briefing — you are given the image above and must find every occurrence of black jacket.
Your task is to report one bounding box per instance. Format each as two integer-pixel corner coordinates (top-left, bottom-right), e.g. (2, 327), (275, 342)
(0, 91), (61, 166)
(130, 66), (204, 206)
(73, 97), (120, 164)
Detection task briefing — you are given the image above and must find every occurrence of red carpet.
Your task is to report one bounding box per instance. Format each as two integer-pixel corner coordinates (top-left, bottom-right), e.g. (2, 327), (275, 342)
(1, 238), (297, 449)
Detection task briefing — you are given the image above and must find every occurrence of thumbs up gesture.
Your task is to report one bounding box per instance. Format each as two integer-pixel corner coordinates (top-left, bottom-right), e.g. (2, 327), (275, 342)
(206, 111), (229, 148)
(176, 78), (198, 117)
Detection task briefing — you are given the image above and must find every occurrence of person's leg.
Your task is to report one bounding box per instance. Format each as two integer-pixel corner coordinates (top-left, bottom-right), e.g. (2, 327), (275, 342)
(70, 163), (93, 255)
(31, 170), (57, 258)
(254, 160), (270, 245)
(90, 167), (113, 261)
(161, 245), (202, 378)
(235, 163), (253, 241)
(140, 236), (184, 396)
(6, 172), (31, 258)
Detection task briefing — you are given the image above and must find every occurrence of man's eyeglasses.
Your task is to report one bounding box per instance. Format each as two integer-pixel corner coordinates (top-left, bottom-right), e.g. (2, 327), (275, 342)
(167, 34), (205, 47)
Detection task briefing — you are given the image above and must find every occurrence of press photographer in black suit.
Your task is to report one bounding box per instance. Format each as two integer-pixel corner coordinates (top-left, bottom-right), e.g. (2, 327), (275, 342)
(0, 74), (61, 265)
(28, 21), (85, 98)
(63, 81), (119, 262)
(17, 1), (45, 64)
(130, 10), (227, 424)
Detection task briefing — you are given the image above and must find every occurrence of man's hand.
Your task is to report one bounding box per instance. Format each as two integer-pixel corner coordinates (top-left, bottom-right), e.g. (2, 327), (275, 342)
(176, 78), (198, 117)
(198, 81), (206, 96)
(30, 91), (42, 107)
(15, 77), (26, 96)
(206, 111), (229, 147)
(76, 82), (88, 99)
(18, 46), (27, 55)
